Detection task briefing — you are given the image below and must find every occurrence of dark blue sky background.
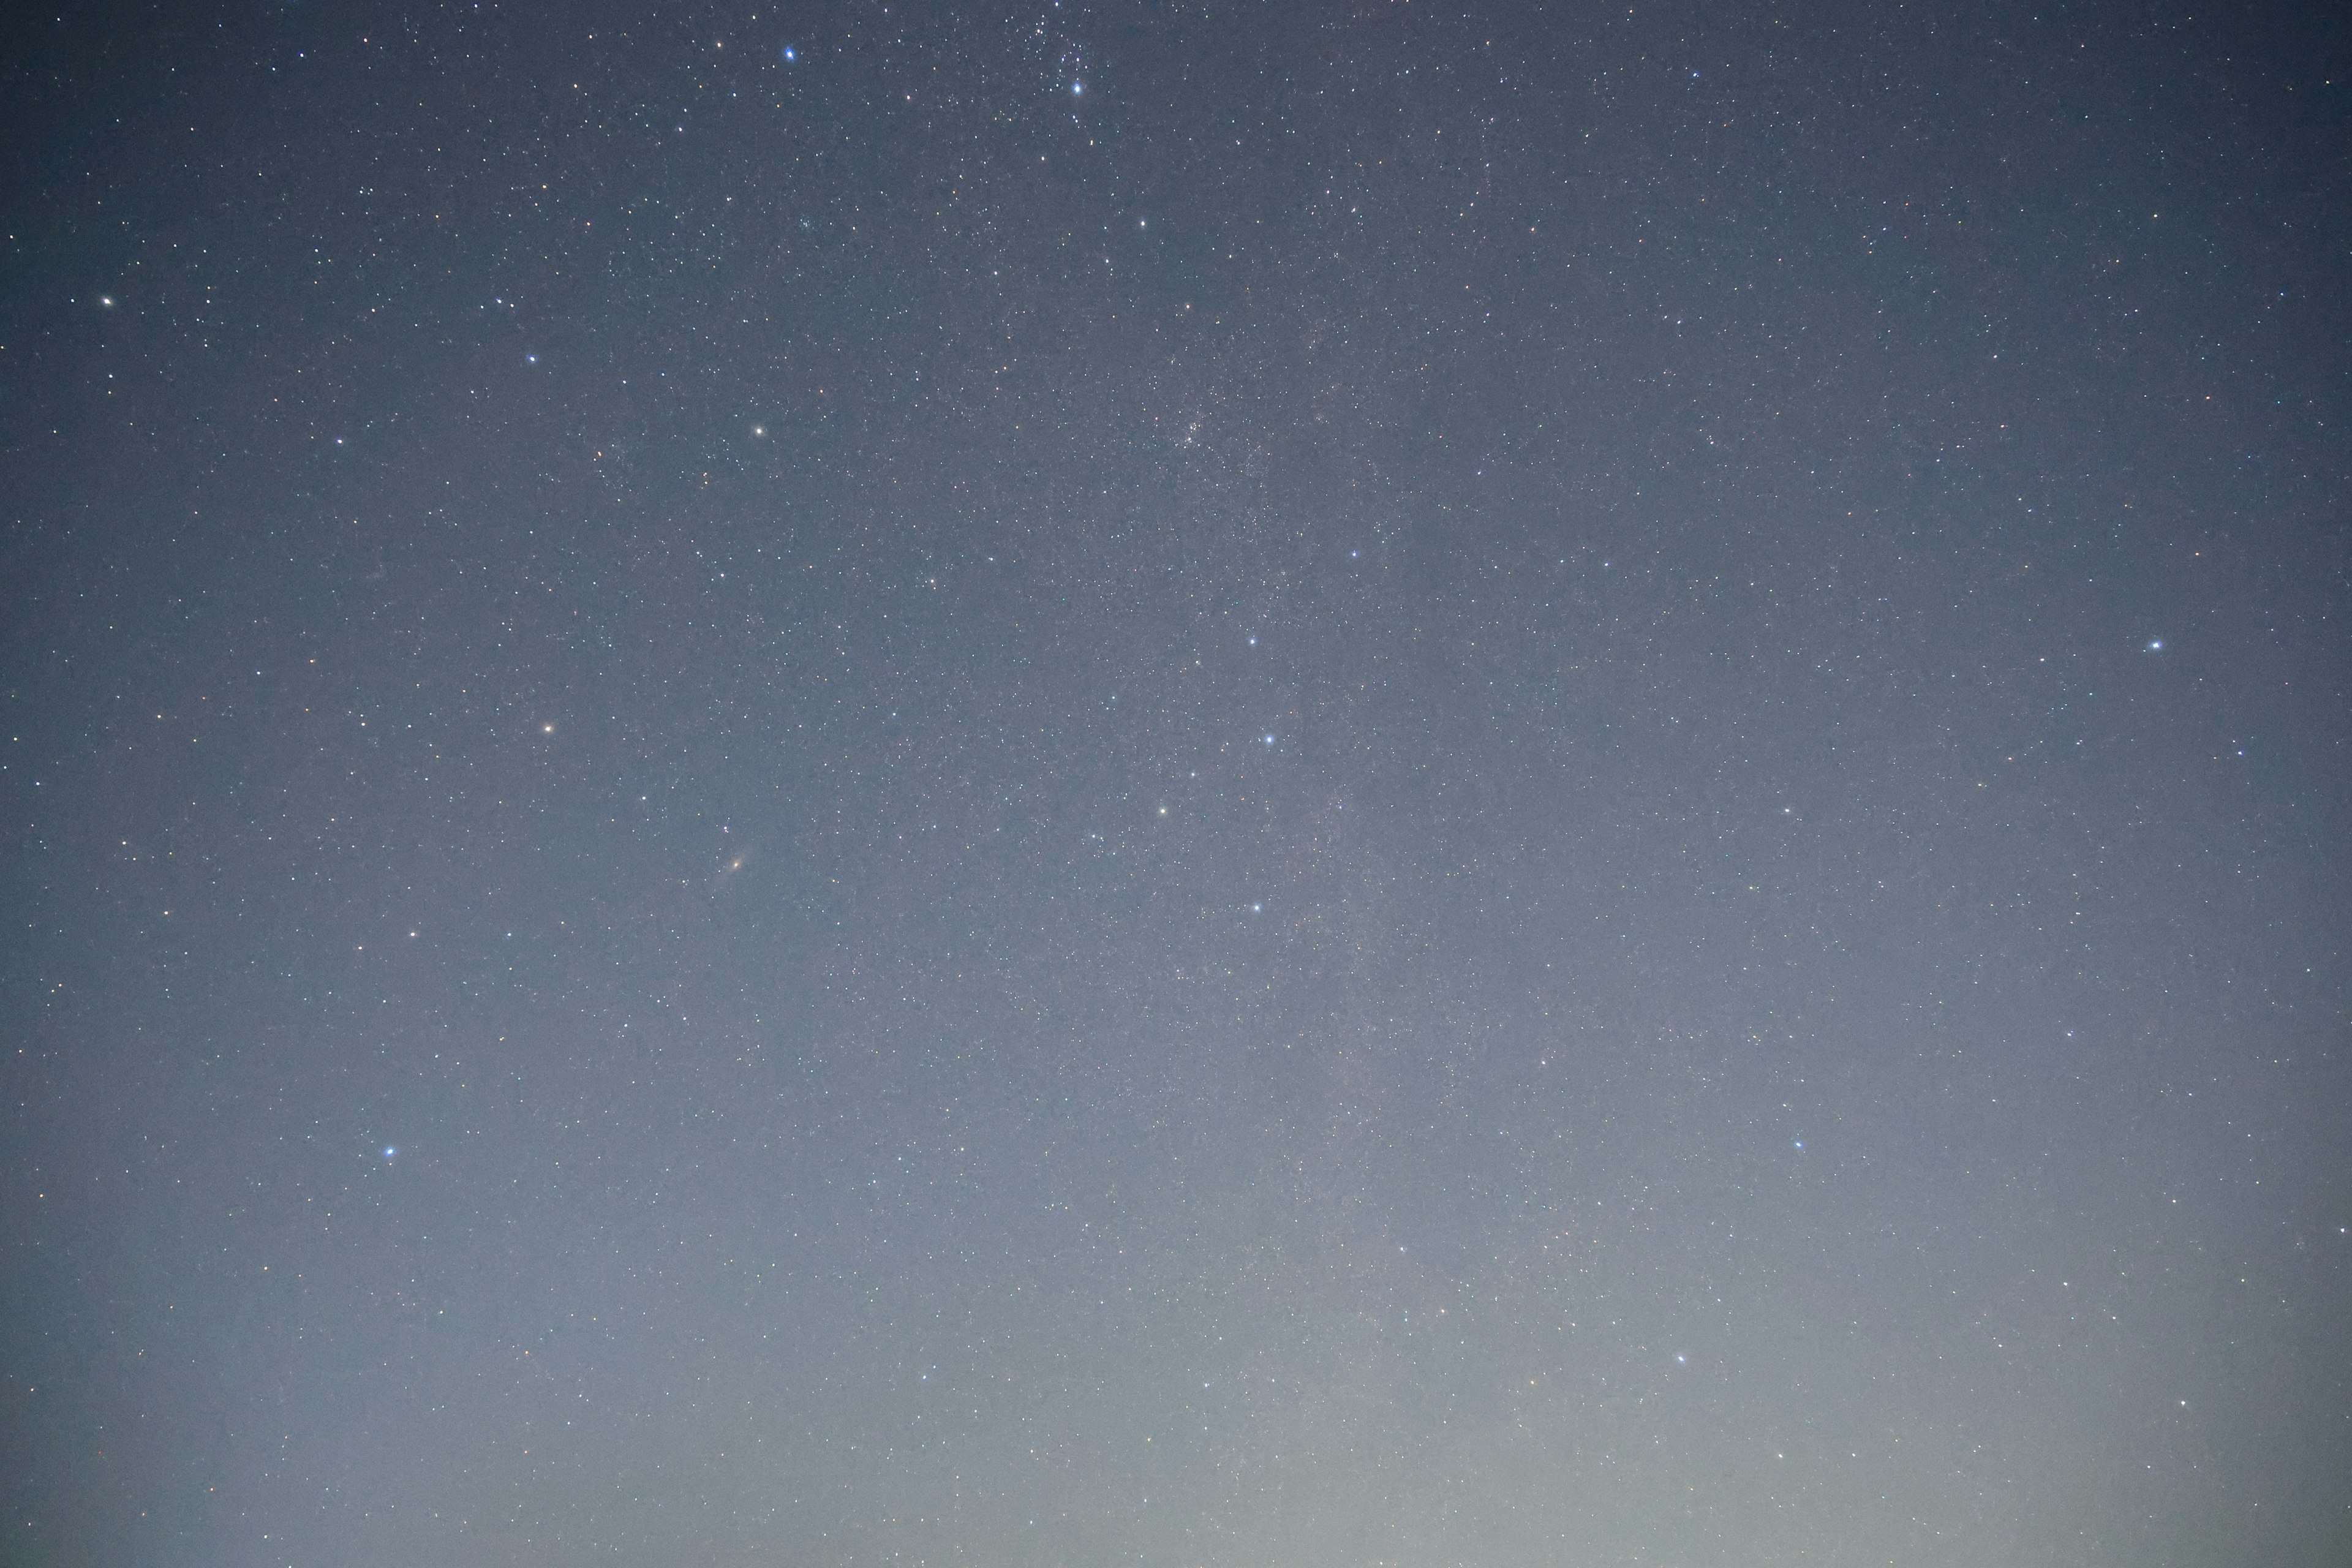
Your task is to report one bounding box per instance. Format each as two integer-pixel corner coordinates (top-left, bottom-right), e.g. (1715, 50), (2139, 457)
(4, 2), (2348, 1564)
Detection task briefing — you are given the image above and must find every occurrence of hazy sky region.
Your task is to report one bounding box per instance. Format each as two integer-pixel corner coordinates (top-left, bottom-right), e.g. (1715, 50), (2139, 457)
(3, 2), (2347, 1564)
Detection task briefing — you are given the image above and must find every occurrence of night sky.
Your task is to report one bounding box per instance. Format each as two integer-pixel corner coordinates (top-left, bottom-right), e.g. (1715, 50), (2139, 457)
(5, 2), (2349, 1564)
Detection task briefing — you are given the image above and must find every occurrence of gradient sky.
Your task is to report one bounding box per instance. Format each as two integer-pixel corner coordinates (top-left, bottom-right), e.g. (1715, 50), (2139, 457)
(4, 2), (2348, 1565)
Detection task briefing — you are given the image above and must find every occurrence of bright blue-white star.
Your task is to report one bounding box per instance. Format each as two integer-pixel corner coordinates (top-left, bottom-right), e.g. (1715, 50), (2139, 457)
(1792, 1139), (1804, 1150)
(382, 1145), (398, 1161)
(1071, 80), (1084, 96)
(781, 44), (797, 62)
(2145, 639), (2163, 652)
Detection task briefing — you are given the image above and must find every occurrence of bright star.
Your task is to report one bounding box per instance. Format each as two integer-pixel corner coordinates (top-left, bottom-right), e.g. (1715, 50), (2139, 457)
(383, 1146), (398, 1160)
(2146, 639), (2163, 652)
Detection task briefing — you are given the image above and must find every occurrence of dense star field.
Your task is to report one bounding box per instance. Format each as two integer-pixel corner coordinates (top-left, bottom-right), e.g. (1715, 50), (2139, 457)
(3, 2), (2347, 1564)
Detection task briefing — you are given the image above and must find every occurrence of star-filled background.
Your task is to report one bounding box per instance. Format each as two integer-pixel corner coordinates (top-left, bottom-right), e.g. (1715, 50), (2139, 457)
(4, 2), (2347, 1564)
